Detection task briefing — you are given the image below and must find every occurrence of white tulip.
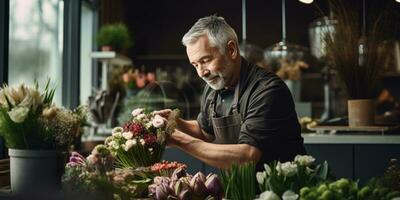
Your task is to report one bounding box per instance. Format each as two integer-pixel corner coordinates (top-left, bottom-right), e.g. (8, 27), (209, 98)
(256, 190), (281, 200)
(282, 190), (299, 200)
(7, 106), (30, 123)
(264, 163), (272, 175)
(256, 171), (266, 184)
(277, 161), (298, 177)
(294, 155), (315, 166)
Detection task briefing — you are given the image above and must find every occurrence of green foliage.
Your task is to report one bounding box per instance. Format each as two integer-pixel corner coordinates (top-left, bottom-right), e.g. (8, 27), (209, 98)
(300, 178), (400, 200)
(220, 162), (256, 200)
(96, 23), (133, 52)
(366, 159), (400, 192)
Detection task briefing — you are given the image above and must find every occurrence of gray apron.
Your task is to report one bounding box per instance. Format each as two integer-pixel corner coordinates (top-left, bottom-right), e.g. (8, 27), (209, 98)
(209, 83), (242, 144)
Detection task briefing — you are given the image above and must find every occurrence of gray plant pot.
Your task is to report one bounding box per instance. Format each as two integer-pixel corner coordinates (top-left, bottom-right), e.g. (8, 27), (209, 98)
(8, 149), (65, 194)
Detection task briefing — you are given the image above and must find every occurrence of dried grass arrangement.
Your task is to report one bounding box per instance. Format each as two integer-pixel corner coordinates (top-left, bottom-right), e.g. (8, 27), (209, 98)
(324, 0), (394, 99)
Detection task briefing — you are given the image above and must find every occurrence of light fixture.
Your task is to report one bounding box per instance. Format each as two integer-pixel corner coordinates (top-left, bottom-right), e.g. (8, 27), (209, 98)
(298, 0), (313, 4)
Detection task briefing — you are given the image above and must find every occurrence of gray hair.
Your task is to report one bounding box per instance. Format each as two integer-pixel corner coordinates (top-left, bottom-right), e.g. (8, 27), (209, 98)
(182, 15), (238, 53)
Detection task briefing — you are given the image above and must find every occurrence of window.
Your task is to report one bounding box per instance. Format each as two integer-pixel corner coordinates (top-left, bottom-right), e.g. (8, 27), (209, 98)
(8, 0), (64, 105)
(80, 1), (96, 105)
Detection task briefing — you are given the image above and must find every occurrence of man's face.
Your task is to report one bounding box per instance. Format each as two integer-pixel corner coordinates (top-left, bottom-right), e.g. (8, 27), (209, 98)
(186, 35), (235, 90)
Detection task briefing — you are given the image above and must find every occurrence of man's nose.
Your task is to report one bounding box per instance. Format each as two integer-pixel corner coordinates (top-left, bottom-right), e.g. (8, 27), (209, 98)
(197, 65), (209, 78)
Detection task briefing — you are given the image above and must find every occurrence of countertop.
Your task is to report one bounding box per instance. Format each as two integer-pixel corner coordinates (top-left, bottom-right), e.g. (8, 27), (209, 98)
(302, 133), (400, 144)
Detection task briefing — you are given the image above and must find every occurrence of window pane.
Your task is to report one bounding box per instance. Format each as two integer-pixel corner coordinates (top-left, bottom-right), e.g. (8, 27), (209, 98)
(80, 2), (94, 105)
(8, 0), (64, 105)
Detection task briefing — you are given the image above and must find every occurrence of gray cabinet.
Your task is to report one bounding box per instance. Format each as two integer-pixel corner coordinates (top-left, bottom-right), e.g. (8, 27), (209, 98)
(305, 143), (400, 185)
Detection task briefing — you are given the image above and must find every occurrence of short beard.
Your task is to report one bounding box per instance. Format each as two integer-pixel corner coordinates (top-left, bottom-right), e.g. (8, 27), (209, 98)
(204, 55), (234, 90)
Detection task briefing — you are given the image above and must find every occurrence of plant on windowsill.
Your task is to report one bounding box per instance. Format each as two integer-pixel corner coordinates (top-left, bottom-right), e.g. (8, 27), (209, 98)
(96, 23), (133, 53)
(324, 0), (394, 127)
(0, 80), (87, 193)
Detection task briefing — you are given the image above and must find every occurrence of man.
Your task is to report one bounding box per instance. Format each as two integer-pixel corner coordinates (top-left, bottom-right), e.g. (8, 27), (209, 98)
(155, 15), (305, 171)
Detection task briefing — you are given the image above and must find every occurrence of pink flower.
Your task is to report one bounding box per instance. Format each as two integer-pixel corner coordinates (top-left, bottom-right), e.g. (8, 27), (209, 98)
(131, 108), (144, 117)
(152, 114), (165, 128)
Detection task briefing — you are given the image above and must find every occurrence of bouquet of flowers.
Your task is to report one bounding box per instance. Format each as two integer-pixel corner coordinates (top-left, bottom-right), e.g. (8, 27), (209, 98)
(256, 155), (329, 199)
(148, 167), (224, 200)
(0, 81), (86, 150)
(63, 145), (153, 199)
(105, 108), (179, 168)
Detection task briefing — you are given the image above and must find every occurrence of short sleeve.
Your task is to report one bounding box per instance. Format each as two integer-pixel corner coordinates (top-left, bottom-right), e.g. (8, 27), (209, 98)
(238, 79), (301, 152)
(196, 86), (214, 136)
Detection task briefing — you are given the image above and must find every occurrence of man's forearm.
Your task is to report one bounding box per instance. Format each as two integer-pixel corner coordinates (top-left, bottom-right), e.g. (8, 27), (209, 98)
(170, 130), (261, 169)
(176, 119), (212, 142)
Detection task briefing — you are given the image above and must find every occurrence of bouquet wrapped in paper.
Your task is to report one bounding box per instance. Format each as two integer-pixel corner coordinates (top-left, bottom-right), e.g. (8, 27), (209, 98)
(105, 108), (179, 168)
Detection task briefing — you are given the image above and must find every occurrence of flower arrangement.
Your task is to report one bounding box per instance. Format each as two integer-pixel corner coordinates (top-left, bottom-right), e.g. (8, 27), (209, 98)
(256, 155), (329, 199)
(122, 68), (156, 90)
(63, 145), (153, 199)
(148, 167), (224, 200)
(105, 108), (179, 168)
(0, 81), (86, 150)
(324, 0), (394, 99)
(220, 162), (256, 200)
(151, 160), (187, 177)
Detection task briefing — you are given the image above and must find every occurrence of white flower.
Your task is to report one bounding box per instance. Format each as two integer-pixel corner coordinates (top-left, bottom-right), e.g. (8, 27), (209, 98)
(122, 131), (133, 140)
(256, 171), (266, 184)
(152, 114), (165, 128)
(0, 84), (43, 111)
(124, 139), (137, 151)
(131, 108), (144, 117)
(294, 155), (315, 166)
(109, 141), (119, 149)
(112, 127), (123, 134)
(149, 148), (153, 152)
(112, 131), (122, 137)
(256, 191), (281, 200)
(264, 163), (272, 175)
(282, 190), (299, 200)
(145, 122), (152, 129)
(276, 161), (298, 177)
(136, 113), (146, 120)
(7, 106), (30, 123)
(140, 139), (145, 146)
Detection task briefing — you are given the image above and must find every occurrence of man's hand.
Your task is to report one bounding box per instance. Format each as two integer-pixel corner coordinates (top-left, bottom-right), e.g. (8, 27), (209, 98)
(153, 109), (173, 119)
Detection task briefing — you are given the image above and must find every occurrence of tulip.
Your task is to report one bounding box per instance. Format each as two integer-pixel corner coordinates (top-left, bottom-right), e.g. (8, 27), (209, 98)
(193, 171), (206, 183)
(148, 183), (157, 195)
(179, 189), (193, 200)
(156, 183), (174, 200)
(171, 167), (187, 181)
(174, 178), (191, 196)
(154, 176), (171, 185)
(190, 174), (208, 196)
(205, 174), (223, 198)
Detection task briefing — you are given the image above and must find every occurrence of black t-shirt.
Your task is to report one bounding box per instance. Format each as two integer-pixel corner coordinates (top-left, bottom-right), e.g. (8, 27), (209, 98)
(197, 58), (306, 171)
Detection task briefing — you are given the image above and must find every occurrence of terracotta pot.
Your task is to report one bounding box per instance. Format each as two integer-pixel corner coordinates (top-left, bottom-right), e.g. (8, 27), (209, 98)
(101, 45), (112, 51)
(347, 99), (375, 127)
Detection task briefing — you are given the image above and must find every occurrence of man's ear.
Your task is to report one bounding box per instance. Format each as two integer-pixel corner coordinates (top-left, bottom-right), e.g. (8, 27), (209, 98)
(227, 40), (239, 59)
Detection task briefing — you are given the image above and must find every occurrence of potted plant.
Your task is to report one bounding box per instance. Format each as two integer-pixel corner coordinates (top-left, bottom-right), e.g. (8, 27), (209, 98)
(0, 80), (87, 193)
(96, 23), (133, 52)
(324, 0), (393, 127)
